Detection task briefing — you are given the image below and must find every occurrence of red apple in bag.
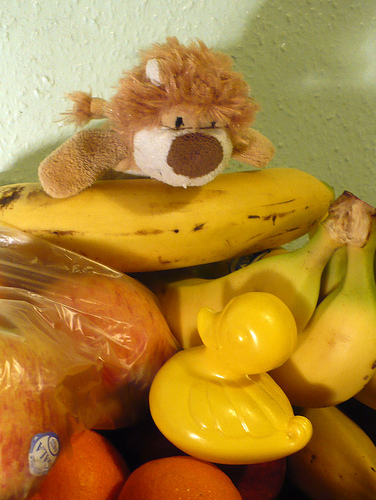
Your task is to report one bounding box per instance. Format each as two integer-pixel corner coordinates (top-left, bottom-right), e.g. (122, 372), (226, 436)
(42, 271), (179, 430)
(0, 226), (179, 431)
(0, 273), (177, 499)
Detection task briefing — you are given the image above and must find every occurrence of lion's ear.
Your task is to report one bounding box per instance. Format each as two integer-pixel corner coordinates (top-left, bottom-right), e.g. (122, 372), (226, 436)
(145, 59), (163, 86)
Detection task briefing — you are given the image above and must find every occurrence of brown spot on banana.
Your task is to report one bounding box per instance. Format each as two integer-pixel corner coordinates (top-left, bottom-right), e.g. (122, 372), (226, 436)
(264, 210), (296, 223)
(50, 230), (77, 236)
(0, 186), (25, 209)
(247, 210), (296, 224)
(261, 198), (297, 207)
(135, 229), (164, 236)
(158, 256), (181, 265)
(269, 228), (301, 238)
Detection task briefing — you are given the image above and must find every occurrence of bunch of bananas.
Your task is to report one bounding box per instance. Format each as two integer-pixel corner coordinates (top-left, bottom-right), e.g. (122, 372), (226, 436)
(1, 167), (376, 497)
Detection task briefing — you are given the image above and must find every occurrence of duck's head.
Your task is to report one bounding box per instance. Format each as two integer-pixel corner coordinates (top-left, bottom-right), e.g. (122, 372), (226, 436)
(197, 292), (297, 375)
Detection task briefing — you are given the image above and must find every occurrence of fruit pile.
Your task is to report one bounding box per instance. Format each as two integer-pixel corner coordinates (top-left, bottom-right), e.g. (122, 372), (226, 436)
(0, 168), (376, 499)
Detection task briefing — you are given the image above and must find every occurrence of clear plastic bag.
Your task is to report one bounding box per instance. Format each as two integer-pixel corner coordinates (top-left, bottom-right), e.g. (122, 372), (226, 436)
(0, 225), (178, 499)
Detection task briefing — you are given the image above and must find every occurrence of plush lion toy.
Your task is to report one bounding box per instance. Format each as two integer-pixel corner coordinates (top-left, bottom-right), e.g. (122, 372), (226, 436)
(38, 38), (275, 198)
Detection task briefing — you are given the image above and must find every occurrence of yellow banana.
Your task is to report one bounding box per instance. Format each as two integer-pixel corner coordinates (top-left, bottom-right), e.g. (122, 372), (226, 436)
(287, 406), (376, 500)
(152, 194), (352, 348)
(0, 168), (333, 273)
(271, 197), (376, 407)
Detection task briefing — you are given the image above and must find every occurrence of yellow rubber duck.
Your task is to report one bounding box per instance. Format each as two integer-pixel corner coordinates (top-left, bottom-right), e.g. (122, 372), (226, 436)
(149, 292), (312, 464)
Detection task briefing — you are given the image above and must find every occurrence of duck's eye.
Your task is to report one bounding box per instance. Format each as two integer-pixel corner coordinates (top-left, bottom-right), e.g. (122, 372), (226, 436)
(175, 117), (184, 129)
(211, 121), (216, 128)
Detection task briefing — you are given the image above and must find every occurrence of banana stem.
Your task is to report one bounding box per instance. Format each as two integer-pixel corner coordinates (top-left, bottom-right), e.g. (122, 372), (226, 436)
(344, 218), (376, 296)
(324, 191), (376, 247)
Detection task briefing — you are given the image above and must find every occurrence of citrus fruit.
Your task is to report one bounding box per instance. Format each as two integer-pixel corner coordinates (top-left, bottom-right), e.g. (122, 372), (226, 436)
(30, 429), (130, 500)
(118, 455), (242, 499)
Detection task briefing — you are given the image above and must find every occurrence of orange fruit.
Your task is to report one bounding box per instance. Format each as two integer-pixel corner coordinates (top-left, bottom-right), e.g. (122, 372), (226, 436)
(30, 429), (130, 500)
(118, 455), (242, 500)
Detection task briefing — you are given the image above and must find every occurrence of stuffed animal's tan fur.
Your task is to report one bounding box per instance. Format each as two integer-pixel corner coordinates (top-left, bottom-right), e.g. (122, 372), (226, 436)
(39, 38), (275, 198)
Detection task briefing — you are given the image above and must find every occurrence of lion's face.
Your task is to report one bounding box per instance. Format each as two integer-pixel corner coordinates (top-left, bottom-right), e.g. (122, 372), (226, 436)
(109, 41), (271, 187)
(132, 106), (233, 188)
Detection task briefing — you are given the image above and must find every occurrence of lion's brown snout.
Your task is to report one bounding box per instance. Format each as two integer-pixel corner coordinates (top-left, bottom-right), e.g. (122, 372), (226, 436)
(167, 132), (224, 179)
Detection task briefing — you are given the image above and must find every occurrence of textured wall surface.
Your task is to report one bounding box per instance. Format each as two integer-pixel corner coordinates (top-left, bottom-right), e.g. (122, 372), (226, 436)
(1, 0), (375, 204)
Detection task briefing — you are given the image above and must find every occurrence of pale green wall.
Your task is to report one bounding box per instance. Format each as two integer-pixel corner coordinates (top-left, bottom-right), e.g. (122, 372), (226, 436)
(1, 0), (375, 204)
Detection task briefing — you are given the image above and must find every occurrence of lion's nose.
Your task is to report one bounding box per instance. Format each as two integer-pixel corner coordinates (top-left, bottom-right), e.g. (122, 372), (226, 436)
(167, 132), (224, 178)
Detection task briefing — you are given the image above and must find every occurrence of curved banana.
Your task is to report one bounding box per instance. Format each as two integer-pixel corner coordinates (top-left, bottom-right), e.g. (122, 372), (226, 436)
(0, 168), (333, 273)
(152, 197), (351, 348)
(271, 197), (376, 407)
(287, 406), (376, 500)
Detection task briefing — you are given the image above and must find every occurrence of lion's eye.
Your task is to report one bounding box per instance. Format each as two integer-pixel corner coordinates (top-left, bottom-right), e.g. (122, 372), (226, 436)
(175, 117), (184, 129)
(211, 121), (216, 128)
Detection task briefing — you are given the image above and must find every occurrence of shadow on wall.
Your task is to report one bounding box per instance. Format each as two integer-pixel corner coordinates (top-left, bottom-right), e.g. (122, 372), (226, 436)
(226, 0), (376, 204)
(6, 0), (376, 204)
(0, 122), (103, 186)
(0, 143), (59, 186)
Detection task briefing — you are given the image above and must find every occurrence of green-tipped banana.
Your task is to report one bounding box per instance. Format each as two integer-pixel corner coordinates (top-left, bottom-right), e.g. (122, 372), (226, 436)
(271, 194), (376, 407)
(152, 195), (352, 348)
(287, 406), (376, 500)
